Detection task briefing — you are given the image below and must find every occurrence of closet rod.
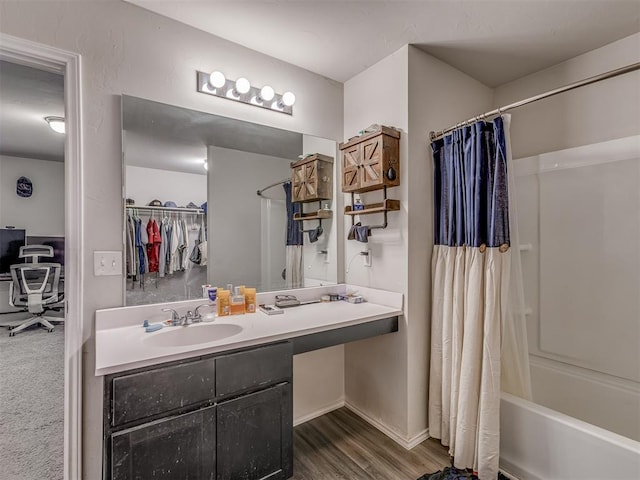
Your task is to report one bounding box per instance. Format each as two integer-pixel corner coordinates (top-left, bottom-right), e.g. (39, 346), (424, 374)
(125, 205), (204, 214)
(257, 178), (290, 196)
(429, 62), (640, 141)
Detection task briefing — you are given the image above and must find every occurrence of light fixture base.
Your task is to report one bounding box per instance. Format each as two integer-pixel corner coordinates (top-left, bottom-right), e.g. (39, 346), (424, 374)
(196, 71), (293, 115)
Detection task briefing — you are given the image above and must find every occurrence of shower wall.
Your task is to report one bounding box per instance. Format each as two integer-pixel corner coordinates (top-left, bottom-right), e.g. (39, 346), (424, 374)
(513, 135), (640, 441)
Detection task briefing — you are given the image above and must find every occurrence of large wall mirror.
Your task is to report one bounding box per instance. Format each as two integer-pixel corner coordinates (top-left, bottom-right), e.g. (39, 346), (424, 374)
(122, 95), (338, 306)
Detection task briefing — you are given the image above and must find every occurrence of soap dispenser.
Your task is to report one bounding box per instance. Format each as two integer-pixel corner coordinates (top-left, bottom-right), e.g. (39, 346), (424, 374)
(230, 286), (245, 315)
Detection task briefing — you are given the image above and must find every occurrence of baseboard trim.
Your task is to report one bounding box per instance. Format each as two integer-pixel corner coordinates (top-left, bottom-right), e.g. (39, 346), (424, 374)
(345, 401), (430, 450)
(499, 459), (537, 480)
(293, 399), (346, 426)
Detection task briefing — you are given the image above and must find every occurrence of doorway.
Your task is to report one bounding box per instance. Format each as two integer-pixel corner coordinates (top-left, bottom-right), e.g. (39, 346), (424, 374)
(0, 33), (82, 480)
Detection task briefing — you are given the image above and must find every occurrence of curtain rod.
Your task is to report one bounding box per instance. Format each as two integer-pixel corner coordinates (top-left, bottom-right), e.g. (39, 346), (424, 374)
(256, 178), (290, 196)
(429, 62), (640, 141)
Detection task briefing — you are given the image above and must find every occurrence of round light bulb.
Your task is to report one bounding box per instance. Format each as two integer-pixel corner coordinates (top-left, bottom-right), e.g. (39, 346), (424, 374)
(281, 91), (296, 107)
(260, 85), (275, 102)
(235, 77), (251, 94)
(208, 71), (226, 89)
(45, 116), (65, 134)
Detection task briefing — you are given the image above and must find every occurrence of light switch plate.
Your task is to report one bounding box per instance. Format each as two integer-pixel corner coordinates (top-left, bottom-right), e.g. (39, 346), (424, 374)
(94, 251), (122, 276)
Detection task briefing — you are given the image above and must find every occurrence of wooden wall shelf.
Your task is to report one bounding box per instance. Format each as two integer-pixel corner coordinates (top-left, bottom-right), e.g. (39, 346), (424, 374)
(344, 199), (400, 216)
(293, 209), (332, 221)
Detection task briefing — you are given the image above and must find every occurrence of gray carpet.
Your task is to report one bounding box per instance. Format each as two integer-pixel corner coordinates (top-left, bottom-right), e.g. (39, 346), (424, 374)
(0, 316), (64, 480)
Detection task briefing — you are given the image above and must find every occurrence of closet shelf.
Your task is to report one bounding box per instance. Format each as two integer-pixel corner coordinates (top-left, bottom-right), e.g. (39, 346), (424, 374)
(293, 210), (333, 221)
(126, 205), (204, 214)
(344, 199), (400, 216)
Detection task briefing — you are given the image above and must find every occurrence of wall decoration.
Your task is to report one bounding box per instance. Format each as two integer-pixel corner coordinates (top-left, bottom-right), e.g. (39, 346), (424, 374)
(16, 176), (33, 198)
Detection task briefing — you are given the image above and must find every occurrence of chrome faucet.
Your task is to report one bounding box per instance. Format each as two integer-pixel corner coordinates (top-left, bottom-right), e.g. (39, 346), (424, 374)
(162, 304), (211, 326)
(191, 304), (211, 323)
(161, 308), (181, 326)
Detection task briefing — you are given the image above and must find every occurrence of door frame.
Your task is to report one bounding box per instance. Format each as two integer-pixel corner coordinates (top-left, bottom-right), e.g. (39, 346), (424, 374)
(0, 33), (83, 479)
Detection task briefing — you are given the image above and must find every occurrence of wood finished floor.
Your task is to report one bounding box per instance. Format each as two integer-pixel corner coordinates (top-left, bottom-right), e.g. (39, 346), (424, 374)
(292, 407), (450, 479)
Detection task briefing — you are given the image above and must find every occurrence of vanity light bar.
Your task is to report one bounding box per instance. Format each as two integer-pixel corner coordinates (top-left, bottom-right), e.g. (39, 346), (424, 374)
(196, 71), (295, 115)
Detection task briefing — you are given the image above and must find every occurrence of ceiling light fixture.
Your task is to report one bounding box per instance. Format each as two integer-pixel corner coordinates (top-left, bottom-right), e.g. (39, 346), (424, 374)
(45, 116), (65, 134)
(196, 71), (295, 115)
(203, 159), (208, 171)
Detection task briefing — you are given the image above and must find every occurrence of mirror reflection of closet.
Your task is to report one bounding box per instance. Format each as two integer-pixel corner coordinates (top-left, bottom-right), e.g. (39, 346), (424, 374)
(122, 95), (338, 306)
(0, 60), (66, 479)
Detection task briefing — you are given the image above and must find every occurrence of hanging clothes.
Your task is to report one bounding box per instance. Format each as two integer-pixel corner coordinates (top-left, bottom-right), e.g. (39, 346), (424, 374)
(169, 218), (180, 274)
(146, 218), (161, 273)
(125, 214), (136, 279)
(159, 217), (169, 277)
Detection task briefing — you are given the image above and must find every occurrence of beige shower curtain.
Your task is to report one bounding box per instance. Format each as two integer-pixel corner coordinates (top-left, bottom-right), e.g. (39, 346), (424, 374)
(429, 115), (531, 480)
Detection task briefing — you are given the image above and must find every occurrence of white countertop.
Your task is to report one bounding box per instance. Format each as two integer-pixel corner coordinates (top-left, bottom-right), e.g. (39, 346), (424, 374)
(95, 285), (403, 376)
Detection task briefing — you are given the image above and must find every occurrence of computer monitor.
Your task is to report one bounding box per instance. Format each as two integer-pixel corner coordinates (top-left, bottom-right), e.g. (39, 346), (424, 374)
(0, 228), (26, 275)
(27, 235), (65, 267)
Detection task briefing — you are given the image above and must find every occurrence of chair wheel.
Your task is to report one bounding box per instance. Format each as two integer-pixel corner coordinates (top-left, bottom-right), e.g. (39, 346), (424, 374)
(48, 328), (54, 333)
(9, 332), (15, 337)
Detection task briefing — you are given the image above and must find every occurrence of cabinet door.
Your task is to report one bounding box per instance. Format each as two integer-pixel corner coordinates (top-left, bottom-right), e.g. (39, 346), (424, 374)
(291, 165), (306, 202)
(303, 161), (318, 200)
(360, 135), (384, 191)
(217, 383), (292, 480)
(111, 406), (216, 480)
(341, 143), (361, 192)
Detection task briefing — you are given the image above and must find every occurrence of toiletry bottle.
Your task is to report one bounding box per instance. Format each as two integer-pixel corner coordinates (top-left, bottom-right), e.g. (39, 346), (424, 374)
(230, 286), (245, 315)
(217, 289), (230, 316)
(244, 288), (257, 313)
(206, 286), (218, 309)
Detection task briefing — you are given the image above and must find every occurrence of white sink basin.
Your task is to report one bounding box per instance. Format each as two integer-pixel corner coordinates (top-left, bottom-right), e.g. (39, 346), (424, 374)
(144, 323), (243, 348)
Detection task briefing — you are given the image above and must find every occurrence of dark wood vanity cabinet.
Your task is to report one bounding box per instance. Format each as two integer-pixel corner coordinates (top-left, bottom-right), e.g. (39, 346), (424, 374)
(103, 342), (293, 480)
(111, 406), (217, 480)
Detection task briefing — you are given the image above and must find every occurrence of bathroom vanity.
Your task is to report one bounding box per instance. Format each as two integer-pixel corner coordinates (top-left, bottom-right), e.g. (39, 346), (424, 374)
(104, 341), (293, 480)
(96, 285), (402, 480)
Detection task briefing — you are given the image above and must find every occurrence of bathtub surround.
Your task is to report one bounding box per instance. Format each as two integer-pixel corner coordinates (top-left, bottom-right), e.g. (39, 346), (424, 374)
(513, 135), (640, 441)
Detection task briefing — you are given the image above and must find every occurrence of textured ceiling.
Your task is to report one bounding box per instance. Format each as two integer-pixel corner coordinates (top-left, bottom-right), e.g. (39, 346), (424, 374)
(0, 60), (64, 162)
(127, 0), (640, 87)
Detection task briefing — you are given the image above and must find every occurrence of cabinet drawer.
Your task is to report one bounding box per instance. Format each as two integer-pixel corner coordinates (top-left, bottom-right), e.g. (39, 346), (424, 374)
(111, 358), (215, 426)
(216, 342), (292, 398)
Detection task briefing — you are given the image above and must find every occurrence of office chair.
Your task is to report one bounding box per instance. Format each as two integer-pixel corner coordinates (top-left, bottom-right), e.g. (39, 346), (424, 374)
(8, 245), (63, 336)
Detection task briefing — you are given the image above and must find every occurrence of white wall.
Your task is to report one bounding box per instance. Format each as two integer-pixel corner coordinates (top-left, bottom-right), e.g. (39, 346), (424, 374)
(0, 155), (64, 236)
(406, 46), (493, 438)
(0, 3), (343, 477)
(342, 45), (493, 445)
(343, 45), (410, 440)
(125, 165), (206, 208)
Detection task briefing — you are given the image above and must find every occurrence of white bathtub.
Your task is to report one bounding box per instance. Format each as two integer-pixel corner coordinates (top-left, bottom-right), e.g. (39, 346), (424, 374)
(500, 393), (640, 480)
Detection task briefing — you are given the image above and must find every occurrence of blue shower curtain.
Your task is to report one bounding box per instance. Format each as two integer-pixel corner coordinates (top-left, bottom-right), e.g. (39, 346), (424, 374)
(429, 117), (512, 480)
(283, 181), (303, 288)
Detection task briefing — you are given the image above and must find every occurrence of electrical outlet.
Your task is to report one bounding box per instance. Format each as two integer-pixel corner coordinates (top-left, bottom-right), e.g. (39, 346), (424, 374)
(94, 251), (122, 276)
(363, 248), (372, 267)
